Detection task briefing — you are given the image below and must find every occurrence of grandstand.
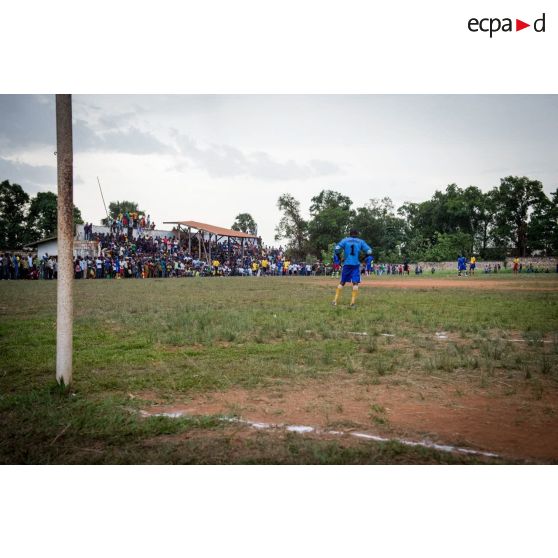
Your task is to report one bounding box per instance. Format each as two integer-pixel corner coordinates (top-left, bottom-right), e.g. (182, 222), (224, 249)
(164, 220), (259, 261)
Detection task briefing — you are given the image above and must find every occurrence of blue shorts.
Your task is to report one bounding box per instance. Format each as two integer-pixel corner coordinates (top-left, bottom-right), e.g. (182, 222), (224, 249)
(341, 264), (361, 284)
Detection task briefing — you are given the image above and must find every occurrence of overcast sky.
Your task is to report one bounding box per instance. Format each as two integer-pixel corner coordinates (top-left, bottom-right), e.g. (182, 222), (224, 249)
(1, 94), (557, 244)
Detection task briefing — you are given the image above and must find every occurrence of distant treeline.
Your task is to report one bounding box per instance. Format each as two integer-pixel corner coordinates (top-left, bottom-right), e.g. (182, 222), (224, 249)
(273, 176), (558, 262)
(2, 176), (557, 262)
(0, 180), (83, 249)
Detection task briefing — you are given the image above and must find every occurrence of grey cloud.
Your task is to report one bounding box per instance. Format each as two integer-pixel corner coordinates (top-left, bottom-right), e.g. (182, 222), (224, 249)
(100, 127), (171, 154)
(173, 133), (341, 180)
(74, 120), (172, 155)
(309, 159), (342, 175)
(249, 151), (313, 180)
(0, 95), (55, 153)
(98, 111), (137, 129)
(0, 157), (56, 192)
(0, 96), (171, 156)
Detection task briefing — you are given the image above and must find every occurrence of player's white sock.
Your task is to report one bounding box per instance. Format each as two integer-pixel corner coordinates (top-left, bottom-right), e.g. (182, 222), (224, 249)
(351, 285), (359, 305)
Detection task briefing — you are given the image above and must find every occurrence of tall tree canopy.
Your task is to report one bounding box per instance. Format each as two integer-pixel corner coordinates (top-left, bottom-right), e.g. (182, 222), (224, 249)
(26, 191), (83, 243)
(490, 176), (548, 257)
(352, 198), (405, 262)
(231, 213), (258, 235)
(275, 177), (555, 262)
(0, 181), (84, 248)
(0, 180), (29, 249)
(274, 193), (308, 258)
(307, 190), (354, 256)
(527, 189), (558, 256)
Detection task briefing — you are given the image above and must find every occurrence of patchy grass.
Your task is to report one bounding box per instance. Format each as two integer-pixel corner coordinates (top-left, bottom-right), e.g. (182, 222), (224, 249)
(0, 275), (557, 464)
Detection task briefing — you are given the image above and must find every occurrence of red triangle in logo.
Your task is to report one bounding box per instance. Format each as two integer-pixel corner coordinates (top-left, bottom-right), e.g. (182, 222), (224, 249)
(516, 19), (530, 31)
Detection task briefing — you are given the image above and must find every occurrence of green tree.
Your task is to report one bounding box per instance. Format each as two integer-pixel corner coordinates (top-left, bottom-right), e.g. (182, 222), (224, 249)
(422, 232), (473, 262)
(307, 190), (354, 256)
(352, 197), (405, 262)
(26, 191), (83, 242)
(274, 193), (308, 258)
(398, 185), (499, 260)
(309, 189), (353, 214)
(398, 199), (438, 253)
(0, 180), (30, 248)
(320, 242), (336, 265)
(231, 213), (258, 235)
(491, 176), (547, 257)
(467, 187), (496, 257)
(101, 200), (145, 225)
(527, 189), (558, 256)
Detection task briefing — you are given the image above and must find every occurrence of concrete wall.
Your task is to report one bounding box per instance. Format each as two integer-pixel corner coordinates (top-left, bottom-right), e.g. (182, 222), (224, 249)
(416, 258), (558, 271)
(37, 240), (58, 259)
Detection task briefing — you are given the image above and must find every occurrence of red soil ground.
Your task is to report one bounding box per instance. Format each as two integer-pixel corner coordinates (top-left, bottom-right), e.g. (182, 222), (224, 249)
(141, 376), (558, 462)
(315, 276), (558, 291)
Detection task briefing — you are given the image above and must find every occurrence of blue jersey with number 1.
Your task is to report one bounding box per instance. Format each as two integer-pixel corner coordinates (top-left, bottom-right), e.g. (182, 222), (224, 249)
(335, 237), (372, 266)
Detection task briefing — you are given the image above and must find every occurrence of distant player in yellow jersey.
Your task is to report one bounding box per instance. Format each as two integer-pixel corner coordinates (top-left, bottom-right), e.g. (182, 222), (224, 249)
(469, 256), (476, 275)
(513, 256), (519, 275)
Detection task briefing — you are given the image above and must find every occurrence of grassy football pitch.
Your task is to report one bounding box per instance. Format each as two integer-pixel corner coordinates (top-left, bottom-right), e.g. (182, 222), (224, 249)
(1, 273), (557, 464)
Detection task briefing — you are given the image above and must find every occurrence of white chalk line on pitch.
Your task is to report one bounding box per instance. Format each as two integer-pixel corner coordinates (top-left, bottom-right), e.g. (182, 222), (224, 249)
(287, 328), (554, 344)
(286, 329), (394, 337)
(139, 410), (500, 459)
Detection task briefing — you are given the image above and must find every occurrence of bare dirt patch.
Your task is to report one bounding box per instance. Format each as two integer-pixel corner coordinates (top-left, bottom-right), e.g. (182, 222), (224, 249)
(143, 375), (558, 462)
(311, 277), (558, 292)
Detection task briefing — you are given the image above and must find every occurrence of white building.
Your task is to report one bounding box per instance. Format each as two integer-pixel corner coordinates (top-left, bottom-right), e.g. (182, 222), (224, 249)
(25, 237), (99, 259)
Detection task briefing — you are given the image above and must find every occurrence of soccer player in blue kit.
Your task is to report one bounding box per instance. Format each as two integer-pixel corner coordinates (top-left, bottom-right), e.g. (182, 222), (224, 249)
(457, 255), (467, 277)
(365, 254), (374, 276)
(332, 229), (373, 307)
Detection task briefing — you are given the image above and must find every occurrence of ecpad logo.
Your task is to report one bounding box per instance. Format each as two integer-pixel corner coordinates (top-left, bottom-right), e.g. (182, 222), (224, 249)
(468, 13), (546, 37)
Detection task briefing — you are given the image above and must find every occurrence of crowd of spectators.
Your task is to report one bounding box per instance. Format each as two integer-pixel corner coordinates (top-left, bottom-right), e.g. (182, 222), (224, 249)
(82, 213), (157, 241)
(70, 233), (326, 278)
(483, 263), (502, 273)
(0, 251), (388, 281)
(0, 253), (56, 280)
(3, 229), (558, 280)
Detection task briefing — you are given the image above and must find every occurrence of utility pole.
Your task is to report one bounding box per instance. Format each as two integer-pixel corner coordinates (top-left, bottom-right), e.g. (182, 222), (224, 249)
(97, 176), (110, 225)
(55, 94), (74, 386)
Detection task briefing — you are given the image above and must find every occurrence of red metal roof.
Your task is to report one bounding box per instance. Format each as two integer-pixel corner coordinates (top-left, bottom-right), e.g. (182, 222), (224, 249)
(163, 220), (258, 239)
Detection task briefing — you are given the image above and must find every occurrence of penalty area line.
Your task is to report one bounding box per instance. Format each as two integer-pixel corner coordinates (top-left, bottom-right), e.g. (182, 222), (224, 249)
(139, 410), (500, 459)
